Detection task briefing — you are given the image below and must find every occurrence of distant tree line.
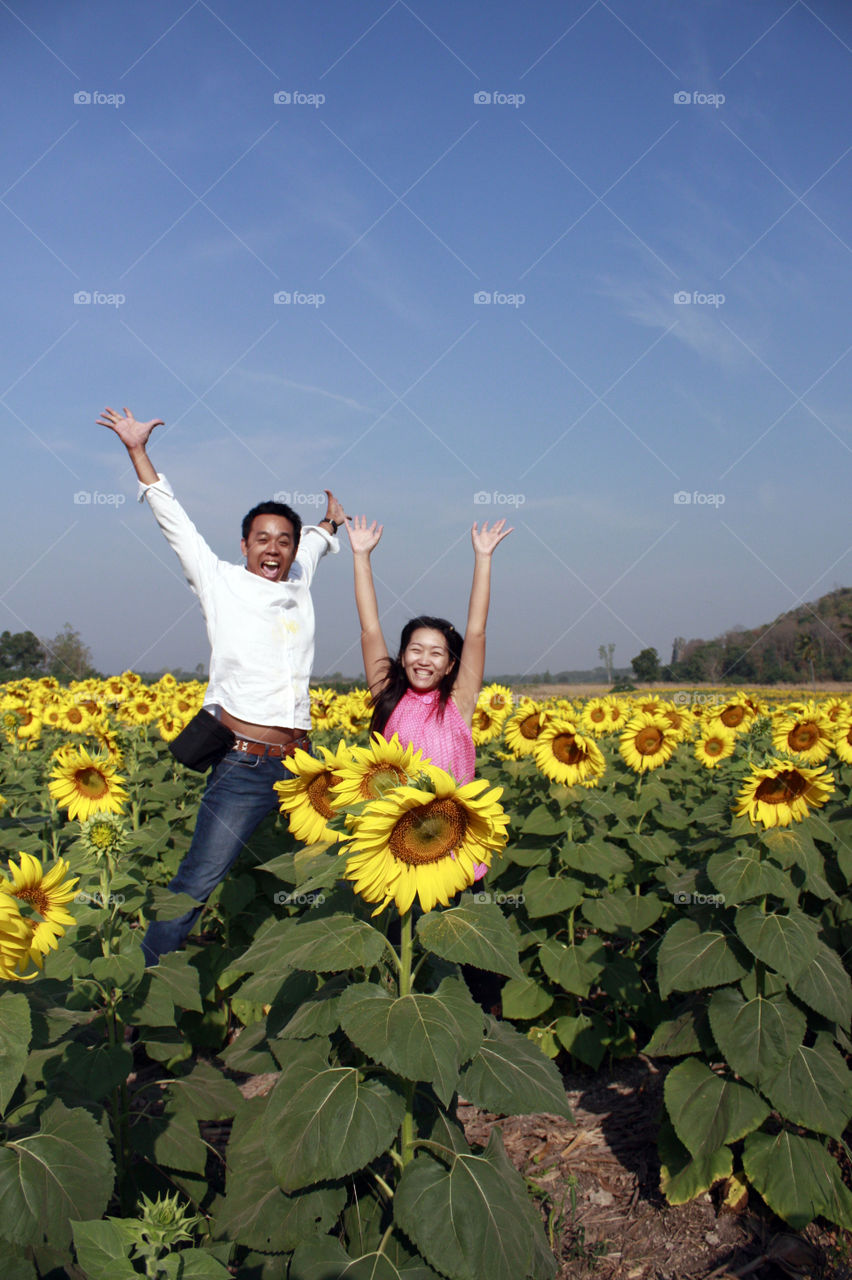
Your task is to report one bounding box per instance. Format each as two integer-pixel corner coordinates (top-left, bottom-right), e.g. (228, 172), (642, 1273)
(0, 626), (98, 684)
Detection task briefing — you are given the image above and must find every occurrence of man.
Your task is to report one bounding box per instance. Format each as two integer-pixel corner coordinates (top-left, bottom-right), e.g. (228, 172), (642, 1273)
(97, 406), (344, 963)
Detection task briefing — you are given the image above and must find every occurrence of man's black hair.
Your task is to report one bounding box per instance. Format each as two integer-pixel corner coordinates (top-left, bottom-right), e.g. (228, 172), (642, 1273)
(241, 501), (302, 547)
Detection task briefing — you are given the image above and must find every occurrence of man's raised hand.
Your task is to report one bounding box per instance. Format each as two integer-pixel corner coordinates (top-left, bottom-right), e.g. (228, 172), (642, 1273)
(97, 406), (164, 450)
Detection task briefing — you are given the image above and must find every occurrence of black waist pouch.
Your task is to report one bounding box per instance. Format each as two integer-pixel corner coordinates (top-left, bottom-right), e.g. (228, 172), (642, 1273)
(168, 709), (236, 772)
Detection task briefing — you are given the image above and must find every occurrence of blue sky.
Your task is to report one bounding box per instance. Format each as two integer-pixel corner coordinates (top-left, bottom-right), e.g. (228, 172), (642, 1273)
(1, 0), (850, 679)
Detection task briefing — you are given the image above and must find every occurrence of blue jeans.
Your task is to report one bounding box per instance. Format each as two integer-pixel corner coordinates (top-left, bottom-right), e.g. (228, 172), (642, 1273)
(141, 748), (295, 965)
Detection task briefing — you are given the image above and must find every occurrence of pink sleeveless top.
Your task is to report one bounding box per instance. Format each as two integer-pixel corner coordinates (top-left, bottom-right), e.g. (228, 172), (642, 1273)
(383, 688), (475, 784)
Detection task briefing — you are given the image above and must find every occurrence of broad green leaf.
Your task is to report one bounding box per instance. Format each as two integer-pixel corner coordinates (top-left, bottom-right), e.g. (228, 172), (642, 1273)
(762, 1034), (852, 1137)
(539, 936), (606, 997)
(166, 1060), (243, 1121)
(560, 837), (632, 879)
(582, 890), (662, 934)
(43, 1041), (133, 1106)
(417, 901), (523, 978)
(148, 950), (203, 1013)
(555, 1013), (608, 1069)
(338, 978), (484, 1106)
(706, 850), (794, 904)
(521, 803), (567, 836)
(499, 977), (554, 1021)
(734, 906), (819, 983)
(644, 1010), (703, 1059)
(743, 1129), (852, 1230)
(214, 1099), (345, 1252)
(277, 914), (389, 973)
(0, 1100), (114, 1248)
(70, 1219), (138, 1280)
(0, 1249), (37, 1280)
(708, 986), (805, 1088)
(394, 1130), (557, 1280)
(159, 1248), (232, 1279)
(90, 948), (145, 992)
(277, 974), (348, 1040)
(0, 992), (31, 1116)
(132, 1107), (207, 1176)
(291, 1237), (440, 1279)
(521, 869), (584, 917)
(458, 1015), (572, 1118)
(218, 918), (295, 988)
(264, 1045), (404, 1191)
(146, 887), (205, 921)
(788, 939), (852, 1026)
(658, 1119), (732, 1205)
(657, 919), (748, 1000)
(664, 1058), (768, 1159)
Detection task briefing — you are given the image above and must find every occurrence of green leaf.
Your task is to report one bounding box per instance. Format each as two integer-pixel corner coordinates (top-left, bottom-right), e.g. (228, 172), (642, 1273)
(657, 919), (748, 1000)
(521, 803), (567, 836)
(417, 900), (523, 979)
(264, 1041), (404, 1191)
(290, 1238), (441, 1280)
(538, 936), (605, 997)
(0, 1100), (114, 1248)
(664, 1058), (768, 1158)
(708, 986), (805, 1088)
(280, 914), (389, 973)
(644, 1010), (703, 1059)
(521, 869), (584, 918)
(561, 837), (632, 879)
(148, 950), (203, 1013)
(734, 906), (819, 983)
(0, 992), (31, 1116)
(658, 1119), (732, 1205)
(338, 978), (484, 1107)
(166, 1060), (243, 1121)
(70, 1219), (138, 1280)
(743, 1129), (852, 1230)
(43, 1041), (133, 1106)
(276, 974), (348, 1040)
(394, 1130), (557, 1280)
(499, 977), (554, 1021)
(132, 1107), (207, 1177)
(458, 1016), (572, 1118)
(555, 1013), (608, 1069)
(214, 1099), (345, 1252)
(761, 1034), (852, 1137)
(706, 850), (794, 904)
(582, 890), (662, 934)
(160, 1248), (232, 1279)
(788, 939), (852, 1026)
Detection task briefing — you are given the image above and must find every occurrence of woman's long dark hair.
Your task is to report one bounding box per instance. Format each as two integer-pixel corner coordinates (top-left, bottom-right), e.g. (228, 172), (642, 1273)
(369, 616), (463, 736)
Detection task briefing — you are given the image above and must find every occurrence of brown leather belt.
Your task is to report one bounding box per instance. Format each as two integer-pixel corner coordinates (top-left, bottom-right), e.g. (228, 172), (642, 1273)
(232, 733), (310, 759)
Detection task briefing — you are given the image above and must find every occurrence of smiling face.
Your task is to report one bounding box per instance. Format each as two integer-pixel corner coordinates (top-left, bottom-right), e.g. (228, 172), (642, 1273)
(401, 627), (456, 692)
(241, 513), (298, 582)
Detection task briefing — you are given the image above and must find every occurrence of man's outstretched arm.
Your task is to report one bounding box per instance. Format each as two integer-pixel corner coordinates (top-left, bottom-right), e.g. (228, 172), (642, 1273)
(97, 406), (163, 485)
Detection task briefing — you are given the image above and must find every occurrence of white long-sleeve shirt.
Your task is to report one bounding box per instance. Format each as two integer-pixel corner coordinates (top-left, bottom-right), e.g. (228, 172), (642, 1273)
(138, 475), (338, 729)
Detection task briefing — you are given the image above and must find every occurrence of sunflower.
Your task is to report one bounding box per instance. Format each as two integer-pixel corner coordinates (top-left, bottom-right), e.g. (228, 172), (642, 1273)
(0, 895), (35, 981)
(479, 683), (514, 716)
(79, 811), (132, 859)
(580, 697), (611, 738)
(60, 702), (92, 733)
(694, 719), (737, 769)
(503, 704), (552, 758)
(48, 746), (129, 821)
(157, 711), (187, 742)
(274, 741), (351, 844)
(717, 698), (755, 732)
(734, 758), (834, 828)
(618, 712), (678, 773)
(833, 717), (852, 766)
(771, 708), (834, 765)
(310, 688), (341, 730)
(340, 769), (509, 915)
(329, 734), (437, 807)
(660, 702), (694, 742)
(14, 709), (42, 740)
(0, 852), (78, 961)
(470, 705), (505, 747)
(533, 719), (605, 786)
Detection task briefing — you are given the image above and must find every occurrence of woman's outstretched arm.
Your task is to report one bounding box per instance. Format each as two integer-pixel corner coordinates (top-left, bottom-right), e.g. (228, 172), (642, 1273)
(452, 519), (513, 725)
(346, 516), (391, 696)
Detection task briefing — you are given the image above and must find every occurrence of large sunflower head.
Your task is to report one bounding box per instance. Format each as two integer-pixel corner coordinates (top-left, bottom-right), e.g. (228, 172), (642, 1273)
(694, 718), (737, 769)
(580, 697), (612, 738)
(470, 704), (505, 747)
(329, 734), (438, 808)
(48, 747), (128, 822)
(834, 716), (852, 766)
(618, 712), (678, 773)
(734, 758), (834, 828)
(274, 741), (352, 844)
(771, 709), (834, 765)
(533, 719), (606, 786)
(503, 704), (551, 758)
(480, 683), (514, 717)
(0, 852), (78, 961)
(0, 894), (37, 981)
(340, 768), (509, 915)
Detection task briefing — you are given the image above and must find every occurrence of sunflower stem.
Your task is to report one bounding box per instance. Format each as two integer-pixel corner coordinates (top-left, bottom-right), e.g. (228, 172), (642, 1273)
(398, 909), (416, 1166)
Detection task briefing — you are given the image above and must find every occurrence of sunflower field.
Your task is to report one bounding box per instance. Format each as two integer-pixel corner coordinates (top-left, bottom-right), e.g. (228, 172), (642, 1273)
(0, 673), (851, 1279)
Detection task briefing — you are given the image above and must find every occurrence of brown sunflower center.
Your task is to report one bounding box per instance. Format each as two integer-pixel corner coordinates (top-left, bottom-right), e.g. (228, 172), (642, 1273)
(635, 727), (664, 755)
(704, 736), (725, 756)
(489, 694), (507, 710)
(75, 767), (109, 799)
(551, 733), (584, 765)
(66, 708), (84, 724)
(306, 771), (338, 819)
(788, 722), (819, 751)
(519, 714), (543, 740)
(473, 710), (492, 731)
(590, 708), (606, 722)
(389, 798), (468, 866)
(14, 886), (50, 917)
(721, 705), (746, 727)
(754, 770), (807, 806)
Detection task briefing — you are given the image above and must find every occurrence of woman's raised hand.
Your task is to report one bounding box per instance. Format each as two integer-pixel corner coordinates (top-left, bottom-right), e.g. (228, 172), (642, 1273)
(471, 517), (513, 556)
(97, 406), (164, 450)
(345, 514), (384, 554)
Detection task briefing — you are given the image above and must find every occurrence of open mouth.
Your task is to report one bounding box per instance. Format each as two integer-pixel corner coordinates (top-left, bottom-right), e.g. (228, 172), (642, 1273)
(259, 559), (281, 579)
